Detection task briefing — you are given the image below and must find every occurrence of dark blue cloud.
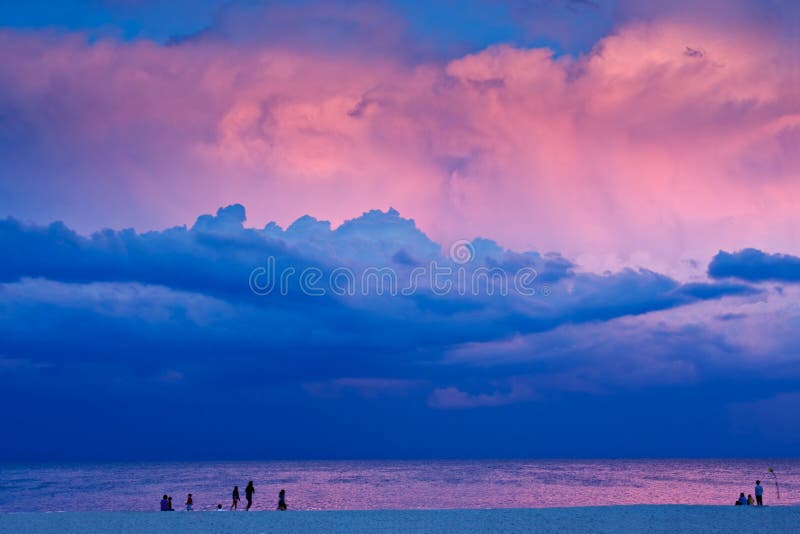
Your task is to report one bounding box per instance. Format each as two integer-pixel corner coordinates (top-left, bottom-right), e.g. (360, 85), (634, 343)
(708, 248), (800, 283)
(0, 206), (793, 460)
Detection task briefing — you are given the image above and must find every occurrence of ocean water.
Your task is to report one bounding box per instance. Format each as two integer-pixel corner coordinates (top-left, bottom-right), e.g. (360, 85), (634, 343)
(0, 459), (797, 512)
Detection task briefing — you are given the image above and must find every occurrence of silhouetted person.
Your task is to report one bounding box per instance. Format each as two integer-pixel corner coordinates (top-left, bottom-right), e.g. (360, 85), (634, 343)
(216, 504), (224, 511)
(245, 481), (255, 511)
(737, 492), (747, 506)
(755, 480), (764, 506)
(186, 493), (193, 511)
(160, 495), (169, 511)
(277, 489), (287, 511)
(747, 494), (754, 505)
(167, 496), (174, 511)
(231, 486), (240, 511)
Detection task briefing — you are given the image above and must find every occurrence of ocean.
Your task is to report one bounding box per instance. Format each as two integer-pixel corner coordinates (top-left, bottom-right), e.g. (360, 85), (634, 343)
(0, 459), (797, 512)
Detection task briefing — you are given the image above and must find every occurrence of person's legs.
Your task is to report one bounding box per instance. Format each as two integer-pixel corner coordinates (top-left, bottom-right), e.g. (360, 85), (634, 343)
(246, 498), (252, 511)
(756, 495), (763, 506)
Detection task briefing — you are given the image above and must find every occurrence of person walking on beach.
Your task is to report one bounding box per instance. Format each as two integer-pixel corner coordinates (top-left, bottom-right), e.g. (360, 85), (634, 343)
(160, 495), (169, 511)
(277, 489), (287, 510)
(231, 485), (240, 510)
(186, 493), (193, 511)
(245, 481), (255, 511)
(755, 480), (764, 506)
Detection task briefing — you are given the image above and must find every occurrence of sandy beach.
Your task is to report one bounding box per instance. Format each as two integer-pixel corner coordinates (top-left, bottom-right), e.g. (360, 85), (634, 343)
(1, 505), (798, 534)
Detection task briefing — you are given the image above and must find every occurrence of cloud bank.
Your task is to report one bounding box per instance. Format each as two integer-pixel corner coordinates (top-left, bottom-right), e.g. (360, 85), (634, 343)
(1, 206), (798, 458)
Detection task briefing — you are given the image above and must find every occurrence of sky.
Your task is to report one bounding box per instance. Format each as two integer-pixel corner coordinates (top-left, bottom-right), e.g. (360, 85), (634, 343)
(0, 0), (799, 461)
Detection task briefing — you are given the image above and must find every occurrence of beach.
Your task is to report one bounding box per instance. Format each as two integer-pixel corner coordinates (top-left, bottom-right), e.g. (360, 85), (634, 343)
(2, 506), (799, 534)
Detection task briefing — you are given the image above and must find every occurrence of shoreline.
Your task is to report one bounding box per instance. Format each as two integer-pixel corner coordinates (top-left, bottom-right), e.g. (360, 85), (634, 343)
(2, 505), (799, 533)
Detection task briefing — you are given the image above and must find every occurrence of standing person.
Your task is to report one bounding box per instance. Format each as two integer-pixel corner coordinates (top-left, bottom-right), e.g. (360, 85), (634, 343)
(245, 481), (255, 511)
(186, 493), (193, 511)
(167, 496), (174, 511)
(160, 495), (169, 511)
(277, 489), (287, 511)
(231, 486), (240, 511)
(755, 480), (764, 506)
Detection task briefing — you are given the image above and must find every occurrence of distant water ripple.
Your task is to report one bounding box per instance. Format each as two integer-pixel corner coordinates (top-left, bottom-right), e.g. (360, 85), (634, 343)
(0, 459), (797, 512)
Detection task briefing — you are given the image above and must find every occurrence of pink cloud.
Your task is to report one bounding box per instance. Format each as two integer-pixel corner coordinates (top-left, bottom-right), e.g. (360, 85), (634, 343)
(0, 17), (797, 270)
(428, 381), (538, 409)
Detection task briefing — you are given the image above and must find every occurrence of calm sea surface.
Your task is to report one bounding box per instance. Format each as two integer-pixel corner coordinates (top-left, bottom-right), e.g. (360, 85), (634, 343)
(0, 459), (798, 512)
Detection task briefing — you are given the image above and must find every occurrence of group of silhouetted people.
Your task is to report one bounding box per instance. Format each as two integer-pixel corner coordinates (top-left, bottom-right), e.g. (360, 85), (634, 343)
(230, 481), (257, 510)
(735, 480), (764, 506)
(159, 495), (173, 511)
(160, 493), (196, 511)
(160, 482), (288, 511)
